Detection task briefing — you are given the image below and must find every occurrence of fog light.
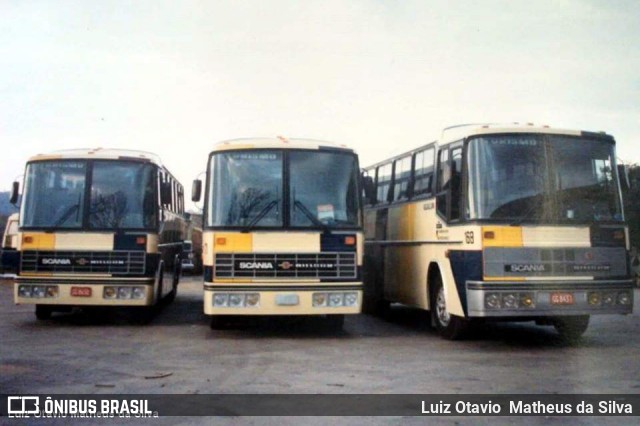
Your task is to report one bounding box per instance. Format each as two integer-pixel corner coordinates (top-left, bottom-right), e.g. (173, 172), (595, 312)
(617, 291), (631, 305)
(587, 292), (601, 306)
(32, 286), (46, 298)
(131, 287), (145, 300)
(229, 293), (244, 307)
(313, 293), (327, 307)
(603, 293), (615, 306)
(328, 293), (343, 307)
(485, 293), (501, 309)
(18, 285), (32, 298)
(46, 286), (59, 298)
(117, 287), (132, 299)
(104, 286), (117, 299)
(213, 293), (228, 307)
(245, 293), (260, 307)
(344, 292), (358, 307)
(520, 293), (535, 308)
(503, 293), (519, 309)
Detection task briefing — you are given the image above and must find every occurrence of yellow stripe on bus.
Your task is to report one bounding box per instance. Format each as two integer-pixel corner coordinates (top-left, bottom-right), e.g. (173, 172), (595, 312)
(482, 226), (523, 247)
(214, 233), (252, 252)
(21, 233), (55, 250)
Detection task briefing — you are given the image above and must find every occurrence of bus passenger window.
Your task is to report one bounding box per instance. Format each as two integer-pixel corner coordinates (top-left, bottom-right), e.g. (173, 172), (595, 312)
(392, 156), (412, 202)
(414, 147), (435, 197)
(376, 163), (392, 204)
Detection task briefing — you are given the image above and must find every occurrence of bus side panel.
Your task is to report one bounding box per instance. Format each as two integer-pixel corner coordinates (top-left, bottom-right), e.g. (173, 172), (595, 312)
(157, 210), (184, 299)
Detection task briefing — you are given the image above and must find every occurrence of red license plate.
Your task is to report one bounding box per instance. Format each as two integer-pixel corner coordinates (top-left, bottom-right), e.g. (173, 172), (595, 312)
(70, 287), (92, 297)
(550, 292), (574, 305)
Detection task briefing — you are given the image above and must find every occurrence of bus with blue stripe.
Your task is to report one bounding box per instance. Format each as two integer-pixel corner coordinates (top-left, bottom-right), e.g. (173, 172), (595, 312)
(10, 148), (186, 321)
(192, 138), (364, 330)
(362, 124), (634, 340)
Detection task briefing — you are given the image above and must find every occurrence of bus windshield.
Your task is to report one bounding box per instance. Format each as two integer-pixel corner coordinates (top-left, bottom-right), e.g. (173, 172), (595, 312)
(206, 150), (361, 229)
(467, 134), (623, 223)
(21, 160), (157, 229)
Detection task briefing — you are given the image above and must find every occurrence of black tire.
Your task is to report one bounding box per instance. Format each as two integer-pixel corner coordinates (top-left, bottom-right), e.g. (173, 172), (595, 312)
(553, 315), (590, 341)
(430, 274), (469, 340)
(164, 286), (177, 305)
(324, 314), (345, 331)
(35, 305), (52, 320)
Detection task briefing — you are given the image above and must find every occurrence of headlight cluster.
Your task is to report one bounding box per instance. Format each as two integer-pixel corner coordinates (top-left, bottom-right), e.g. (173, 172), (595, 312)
(588, 291), (632, 307)
(312, 292), (358, 308)
(485, 292), (535, 310)
(213, 292), (260, 308)
(18, 285), (58, 298)
(103, 286), (146, 300)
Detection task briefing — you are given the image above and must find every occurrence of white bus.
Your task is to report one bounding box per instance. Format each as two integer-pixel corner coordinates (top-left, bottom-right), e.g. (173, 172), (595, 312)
(11, 148), (187, 321)
(362, 124), (634, 340)
(192, 138), (364, 330)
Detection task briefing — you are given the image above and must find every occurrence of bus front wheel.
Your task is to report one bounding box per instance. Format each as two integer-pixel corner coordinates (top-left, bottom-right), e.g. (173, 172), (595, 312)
(430, 275), (469, 340)
(553, 315), (590, 341)
(35, 305), (52, 320)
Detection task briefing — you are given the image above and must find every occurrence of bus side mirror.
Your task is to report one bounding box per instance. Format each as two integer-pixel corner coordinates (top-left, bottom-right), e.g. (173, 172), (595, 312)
(9, 181), (19, 205)
(361, 175), (376, 204)
(160, 181), (172, 206)
(192, 179), (202, 202)
(618, 164), (630, 190)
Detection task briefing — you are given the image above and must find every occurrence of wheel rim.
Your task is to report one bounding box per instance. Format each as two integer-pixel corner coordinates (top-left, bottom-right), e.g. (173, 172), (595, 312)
(436, 286), (450, 327)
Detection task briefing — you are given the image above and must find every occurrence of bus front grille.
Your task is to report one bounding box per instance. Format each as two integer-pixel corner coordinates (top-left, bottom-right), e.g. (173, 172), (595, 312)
(20, 250), (146, 275)
(214, 252), (357, 279)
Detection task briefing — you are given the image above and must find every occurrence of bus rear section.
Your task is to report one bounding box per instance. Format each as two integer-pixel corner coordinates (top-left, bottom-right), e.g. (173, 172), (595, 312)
(193, 138), (364, 329)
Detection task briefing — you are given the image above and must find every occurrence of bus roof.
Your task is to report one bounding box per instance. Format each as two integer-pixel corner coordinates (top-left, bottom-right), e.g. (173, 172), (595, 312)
(27, 148), (164, 166)
(210, 137), (354, 153)
(364, 123), (615, 171)
(439, 123), (612, 145)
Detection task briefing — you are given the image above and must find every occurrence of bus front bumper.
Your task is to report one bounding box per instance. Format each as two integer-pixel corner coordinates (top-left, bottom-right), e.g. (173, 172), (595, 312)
(203, 284), (362, 315)
(14, 277), (156, 306)
(465, 279), (634, 317)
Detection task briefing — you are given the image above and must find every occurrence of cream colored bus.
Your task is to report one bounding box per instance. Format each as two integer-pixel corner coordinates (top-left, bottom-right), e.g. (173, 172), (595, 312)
(192, 138), (364, 330)
(362, 124), (634, 340)
(11, 148), (187, 321)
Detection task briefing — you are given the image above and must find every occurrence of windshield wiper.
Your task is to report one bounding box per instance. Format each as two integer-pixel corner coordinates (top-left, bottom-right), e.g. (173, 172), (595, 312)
(240, 199), (279, 233)
(54, 204), (80, 227)
(294, 200), (331, 234)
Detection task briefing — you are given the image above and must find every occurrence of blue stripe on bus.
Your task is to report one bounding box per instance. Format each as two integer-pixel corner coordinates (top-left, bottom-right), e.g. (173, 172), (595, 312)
(114, 233), (147, 251)
(448, 250), (483, 316)
(320, 234), (356, 252)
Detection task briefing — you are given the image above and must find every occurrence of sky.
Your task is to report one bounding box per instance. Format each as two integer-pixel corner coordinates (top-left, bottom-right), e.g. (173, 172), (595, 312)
(1, 0), (639, 209)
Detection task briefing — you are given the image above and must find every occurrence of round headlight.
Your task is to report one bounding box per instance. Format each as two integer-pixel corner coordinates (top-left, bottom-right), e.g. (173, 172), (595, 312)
(117, 287), (132, 299)
(104, 287), (117, 299)
(328, 293), (343, 307)
(312, 293), (327, 307)
(213, 293), (228, 307)
(502, 293), (518, 309)
(131, 287), (145, 300)
(485, 293), (501, 309)
(344, 292), (358, 306)
(229, 294), (244, 307)
(245, 293), (260, 307)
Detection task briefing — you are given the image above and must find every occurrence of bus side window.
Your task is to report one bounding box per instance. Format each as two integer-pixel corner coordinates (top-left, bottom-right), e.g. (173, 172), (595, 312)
(376, 163), (393, 205)
(413, 147), (435, 197)
(436, 148), (450, 218)
(450, 147), (462, 221)
(392, 156), (412, 202)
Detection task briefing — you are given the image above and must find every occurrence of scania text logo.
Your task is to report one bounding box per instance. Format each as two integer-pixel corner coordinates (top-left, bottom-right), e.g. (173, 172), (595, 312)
(238, 262), (274, 270)
(506, 264), (547, 273)
(41, 258), (72, 265)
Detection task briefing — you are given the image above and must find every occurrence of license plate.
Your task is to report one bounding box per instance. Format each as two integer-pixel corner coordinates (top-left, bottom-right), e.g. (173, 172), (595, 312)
(70, 287), (92, 297)
(275, 294), (299, 306)
(550, 292), (574, 305)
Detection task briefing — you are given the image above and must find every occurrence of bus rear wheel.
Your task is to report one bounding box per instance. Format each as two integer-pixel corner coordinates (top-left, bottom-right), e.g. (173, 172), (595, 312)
(35, 305), (52, 320)
(430, 275), (469, 340)
(553, 315), (590, 341)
